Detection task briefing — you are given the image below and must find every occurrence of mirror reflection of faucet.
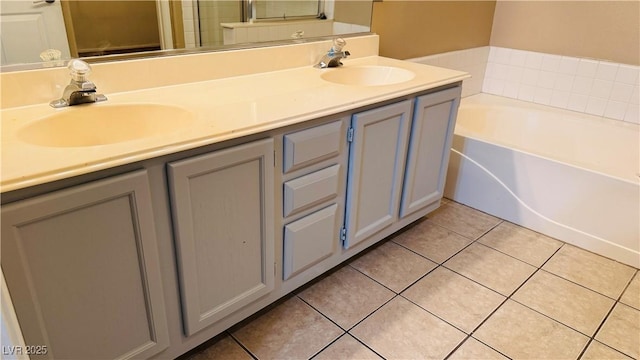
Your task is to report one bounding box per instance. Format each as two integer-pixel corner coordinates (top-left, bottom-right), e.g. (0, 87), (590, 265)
(315, 38), (350, 68)
(50, 59), (107, 108)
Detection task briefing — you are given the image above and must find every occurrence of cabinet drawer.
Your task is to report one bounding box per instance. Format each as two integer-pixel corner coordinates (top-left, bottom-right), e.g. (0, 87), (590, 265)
(283, 204), (338, 280)
(283, 120), (344, 173)
(283, 164), (340, 217)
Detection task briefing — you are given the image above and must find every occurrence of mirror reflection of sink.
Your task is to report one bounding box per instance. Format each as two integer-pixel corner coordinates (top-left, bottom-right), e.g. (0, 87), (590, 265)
(320, 65), (416, 86)
(18, 104), (195, 147)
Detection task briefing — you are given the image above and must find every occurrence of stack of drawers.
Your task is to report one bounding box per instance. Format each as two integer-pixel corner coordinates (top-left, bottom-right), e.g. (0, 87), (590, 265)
(280, 119), (347, 280)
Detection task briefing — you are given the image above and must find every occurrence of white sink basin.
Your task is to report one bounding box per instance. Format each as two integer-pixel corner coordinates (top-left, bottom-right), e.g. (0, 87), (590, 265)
(320, 65), (416, 86)
(18, 104), (195, 147)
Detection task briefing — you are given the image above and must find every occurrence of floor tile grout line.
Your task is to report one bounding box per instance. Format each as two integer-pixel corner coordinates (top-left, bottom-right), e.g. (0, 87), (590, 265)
(341, 333), (388, 360)
(341, 293), (400, 332)
(576, 300), (622, 360)
(398, 290), (494, 337)
(296, 289), (399, 336)
(227, 331), (260, 360)
(541, 245), (639, 301)
(580, 339), (636, 360)
(442, 335), (513, 360)
(474, 238), (563, 268)
(580, 289), (640, 360)
(454, 244), (566, 356)
(306, 332), (349, 360)
(438, 263), (515, 298)
(577, 269), (640, 358)
(391, 223), (505, 288)
(535, 267), (626, 302)
(425, 216), (503, 244)
(294, 293), (351, 332)
(346, 262), (416, 295)
(507, 296), (613, 339)
(616, 269), (639, 306)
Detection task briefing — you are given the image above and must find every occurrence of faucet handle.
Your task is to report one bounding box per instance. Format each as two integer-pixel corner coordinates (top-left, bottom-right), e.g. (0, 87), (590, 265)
(68, 59), (92, 83)
(331, 38), (346, 53)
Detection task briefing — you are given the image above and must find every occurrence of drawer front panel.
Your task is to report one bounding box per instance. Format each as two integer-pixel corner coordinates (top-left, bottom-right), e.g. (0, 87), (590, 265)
(283, 165), (340, 217)
(283, 204), (338, 280)
(283, 120), (344, 173)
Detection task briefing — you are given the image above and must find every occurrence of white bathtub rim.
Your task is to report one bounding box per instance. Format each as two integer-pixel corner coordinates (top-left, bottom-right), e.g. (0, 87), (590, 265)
(458, 93), (640, 185)
(454, 131), (639, 186)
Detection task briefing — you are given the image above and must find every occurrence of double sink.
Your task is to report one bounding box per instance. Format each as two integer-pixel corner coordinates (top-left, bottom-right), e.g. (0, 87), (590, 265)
(17, 65), (416, 148)
(1, 55), (469, 193)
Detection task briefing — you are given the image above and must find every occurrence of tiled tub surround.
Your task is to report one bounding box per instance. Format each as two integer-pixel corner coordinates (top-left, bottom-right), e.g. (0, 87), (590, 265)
(409, 47), (489, 99)
(411, 46), (640, 124)
(483, 47), (639, 124)
(184, 200), (640, 360)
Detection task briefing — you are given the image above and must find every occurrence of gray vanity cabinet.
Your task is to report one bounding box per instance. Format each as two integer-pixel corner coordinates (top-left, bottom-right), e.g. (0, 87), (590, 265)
(167, 138), (275, 336)
(343, 100), (413, 249)
(1, 170), (169, 360)
(400, 87), (462, 218)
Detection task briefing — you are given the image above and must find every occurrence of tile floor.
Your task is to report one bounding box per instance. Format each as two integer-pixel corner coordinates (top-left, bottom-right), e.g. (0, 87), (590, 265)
(185, 200), (640, 360)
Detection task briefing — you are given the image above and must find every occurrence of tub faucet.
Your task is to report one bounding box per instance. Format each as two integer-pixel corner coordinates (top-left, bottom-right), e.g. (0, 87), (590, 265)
(315, 38), (351, 68)
(50, 59), (107, 108)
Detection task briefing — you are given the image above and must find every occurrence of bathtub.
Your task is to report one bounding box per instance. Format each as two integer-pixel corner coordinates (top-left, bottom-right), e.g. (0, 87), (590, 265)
(444, 93), (640, 268)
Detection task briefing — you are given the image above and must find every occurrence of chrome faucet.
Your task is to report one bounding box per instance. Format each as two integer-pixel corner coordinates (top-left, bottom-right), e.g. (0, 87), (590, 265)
(315, 38), (351, 68)
(50, 59), (107, 108)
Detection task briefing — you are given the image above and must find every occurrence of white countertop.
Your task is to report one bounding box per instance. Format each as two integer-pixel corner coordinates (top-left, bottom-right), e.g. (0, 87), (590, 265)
(1, 56), (468, 193)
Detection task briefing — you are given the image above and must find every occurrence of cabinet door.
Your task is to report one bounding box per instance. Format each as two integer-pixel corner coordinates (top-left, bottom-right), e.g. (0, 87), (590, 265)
(168, 139), (275, 336)
(344, 100), (412, 249)
(1, 170), (169, 360)
(400, 87), (461, 217)
(283, 204), (339, 280)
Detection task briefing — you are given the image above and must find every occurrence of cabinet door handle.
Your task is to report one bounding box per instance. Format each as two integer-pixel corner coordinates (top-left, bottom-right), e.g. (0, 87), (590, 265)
(33, 0), (55, 4)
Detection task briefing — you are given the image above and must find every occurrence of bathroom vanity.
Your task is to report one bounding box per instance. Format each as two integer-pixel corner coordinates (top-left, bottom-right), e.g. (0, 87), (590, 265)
(0, 40), (466, 359)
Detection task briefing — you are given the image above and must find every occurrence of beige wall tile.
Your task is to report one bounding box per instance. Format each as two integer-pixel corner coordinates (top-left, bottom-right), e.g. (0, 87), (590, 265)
(231, 297), (343, 359)
(314, 334), (382, 360)
(478, 222), (563, 267)
(349, 241), (437, 293)
(512, 270), (615, 336)
(427, 202), (501, 240)
(351, 297), (466, 359)
(298, 266), (394, 330)
(581, 341), (634, 360)
(620, 271), (640, 310)
(595, 303), (640, 359)
(403, 267), (505, 333)
(448, 338), (508, 360)
(187, 335), (252, 360)
(444, 243), (536, 296)
(392, 219), (473, 264)
(543, 245), (636, 299)
(474, 300), (589, 359)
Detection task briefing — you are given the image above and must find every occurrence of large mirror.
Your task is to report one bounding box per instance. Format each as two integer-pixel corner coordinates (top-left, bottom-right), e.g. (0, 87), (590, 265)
(0, 0), (373, 71)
